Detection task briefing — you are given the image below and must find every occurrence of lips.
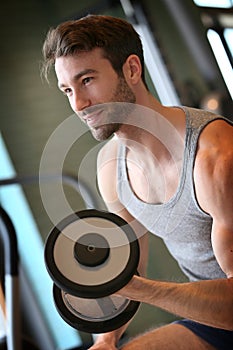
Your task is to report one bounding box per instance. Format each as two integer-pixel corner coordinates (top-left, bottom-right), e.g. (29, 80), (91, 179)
(84, 109), (104, 128)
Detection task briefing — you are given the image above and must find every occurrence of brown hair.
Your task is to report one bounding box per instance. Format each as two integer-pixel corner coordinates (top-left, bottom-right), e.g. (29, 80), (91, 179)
(42, 14), (147, 86)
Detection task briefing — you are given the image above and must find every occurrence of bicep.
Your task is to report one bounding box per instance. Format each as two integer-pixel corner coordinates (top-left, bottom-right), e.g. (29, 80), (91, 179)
(206, 153), (233, 278)
(212, 222), (233, 278)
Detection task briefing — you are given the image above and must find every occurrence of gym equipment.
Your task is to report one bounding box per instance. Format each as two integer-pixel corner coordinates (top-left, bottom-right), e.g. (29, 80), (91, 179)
(44, 209), (140, 333)
(0, 206), (39, 350)
(0, 174), (99, 349)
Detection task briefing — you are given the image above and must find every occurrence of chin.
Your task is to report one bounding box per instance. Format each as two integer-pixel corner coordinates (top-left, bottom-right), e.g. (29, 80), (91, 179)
(91, 123), (121, 141)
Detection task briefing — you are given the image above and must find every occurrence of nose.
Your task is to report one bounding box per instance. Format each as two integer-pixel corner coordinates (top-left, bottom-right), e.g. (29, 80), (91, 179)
(71, 91), (91, 114)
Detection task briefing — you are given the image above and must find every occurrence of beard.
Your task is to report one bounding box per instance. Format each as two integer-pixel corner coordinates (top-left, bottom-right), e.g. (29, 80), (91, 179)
(89, 76), (136, 141)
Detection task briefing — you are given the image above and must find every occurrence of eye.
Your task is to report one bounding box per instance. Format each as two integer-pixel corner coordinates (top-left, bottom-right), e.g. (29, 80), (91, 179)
(82, 77), (93, 85)
(62, 88), (72, 96)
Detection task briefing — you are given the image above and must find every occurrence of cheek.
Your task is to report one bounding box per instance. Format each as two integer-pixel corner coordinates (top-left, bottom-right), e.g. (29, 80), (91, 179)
(95, 76), (119, 100)
(67, 96), (75, 111)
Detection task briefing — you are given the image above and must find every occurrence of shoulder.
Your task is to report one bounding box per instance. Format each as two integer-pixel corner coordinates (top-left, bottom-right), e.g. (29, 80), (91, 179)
(194, 118), (233, 216)
(199, 117), (233, 146)
(97, 137), (120, 182)
(97, 137), (123, 211)
(197, 118), (233, 167)
(195, 118), (233, 278)
(97, 136), (119, 166)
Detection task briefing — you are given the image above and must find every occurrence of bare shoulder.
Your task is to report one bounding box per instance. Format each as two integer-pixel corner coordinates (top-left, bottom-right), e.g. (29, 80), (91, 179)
(194, 118), (233, 218)
(200, 118), (233, 144)
(196, 118), (233, 168)
(195, 119), (233, 278)
(97, 137), (119, 184)
(97, 136), (119, 167)
(97, 137), (122, 211)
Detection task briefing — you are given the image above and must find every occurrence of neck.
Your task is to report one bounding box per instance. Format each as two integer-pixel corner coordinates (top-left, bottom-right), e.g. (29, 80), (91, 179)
(115, 95), (184, 162)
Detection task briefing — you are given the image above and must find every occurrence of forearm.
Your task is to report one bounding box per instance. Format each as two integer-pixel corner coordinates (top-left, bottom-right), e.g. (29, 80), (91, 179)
(119, 275), (233, 330)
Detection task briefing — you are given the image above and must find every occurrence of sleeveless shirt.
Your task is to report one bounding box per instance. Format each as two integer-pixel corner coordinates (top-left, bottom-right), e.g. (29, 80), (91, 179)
(117, 106), (232, 281)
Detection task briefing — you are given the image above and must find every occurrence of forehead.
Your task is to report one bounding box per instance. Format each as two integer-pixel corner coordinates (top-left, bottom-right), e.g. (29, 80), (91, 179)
(55, 48), (108, 78)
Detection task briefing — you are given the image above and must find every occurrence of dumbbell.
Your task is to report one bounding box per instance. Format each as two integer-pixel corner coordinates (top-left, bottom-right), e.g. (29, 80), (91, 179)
(44, 209), (140, 333)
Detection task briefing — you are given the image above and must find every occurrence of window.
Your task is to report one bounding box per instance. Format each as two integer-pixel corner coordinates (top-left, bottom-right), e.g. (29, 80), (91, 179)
(193, 0), (233, 8)
(207, 29), (233, 99)
(224, 28), (233, 56)
(193, 0), (233, 100)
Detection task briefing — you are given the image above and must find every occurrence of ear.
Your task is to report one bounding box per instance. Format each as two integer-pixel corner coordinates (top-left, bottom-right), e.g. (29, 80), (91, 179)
(122, 55), (142, 85)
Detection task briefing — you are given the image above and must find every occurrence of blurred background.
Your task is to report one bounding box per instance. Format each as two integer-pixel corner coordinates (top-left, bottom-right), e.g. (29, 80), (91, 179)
(0, 0), (232, 349)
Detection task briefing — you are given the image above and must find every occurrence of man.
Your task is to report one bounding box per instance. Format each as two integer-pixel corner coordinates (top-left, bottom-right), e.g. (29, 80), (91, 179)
(42, 15), (233, 349)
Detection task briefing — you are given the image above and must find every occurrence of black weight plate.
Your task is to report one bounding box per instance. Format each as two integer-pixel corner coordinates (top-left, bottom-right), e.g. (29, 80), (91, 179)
(44, 209), (139, 298)
(74, 232), (110, 267)
(53, 284), (140, 334)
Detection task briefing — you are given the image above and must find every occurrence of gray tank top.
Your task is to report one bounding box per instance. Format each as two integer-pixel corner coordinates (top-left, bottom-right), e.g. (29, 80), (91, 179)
(117, 106), (231, 281)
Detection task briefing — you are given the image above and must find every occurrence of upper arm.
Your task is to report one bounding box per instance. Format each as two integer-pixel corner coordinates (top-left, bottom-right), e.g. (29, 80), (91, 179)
(210, 150), (233, 278)
(97, 139), (149, 276)
(194, 120), (233, 278)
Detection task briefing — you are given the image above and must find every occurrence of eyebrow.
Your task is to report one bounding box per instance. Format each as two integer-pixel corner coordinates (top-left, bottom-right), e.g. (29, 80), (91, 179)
(58, 69), (98, 89)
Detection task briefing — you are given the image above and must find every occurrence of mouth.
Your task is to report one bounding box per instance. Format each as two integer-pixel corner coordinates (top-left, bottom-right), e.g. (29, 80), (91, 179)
(82, 108), (105, 128)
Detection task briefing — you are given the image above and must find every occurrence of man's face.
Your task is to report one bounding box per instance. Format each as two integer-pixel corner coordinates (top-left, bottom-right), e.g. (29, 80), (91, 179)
(55, 48), (136, 141)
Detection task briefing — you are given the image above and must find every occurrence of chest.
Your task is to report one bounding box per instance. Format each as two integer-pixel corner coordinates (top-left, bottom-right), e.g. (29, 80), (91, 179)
(126, 155), (182, 204)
